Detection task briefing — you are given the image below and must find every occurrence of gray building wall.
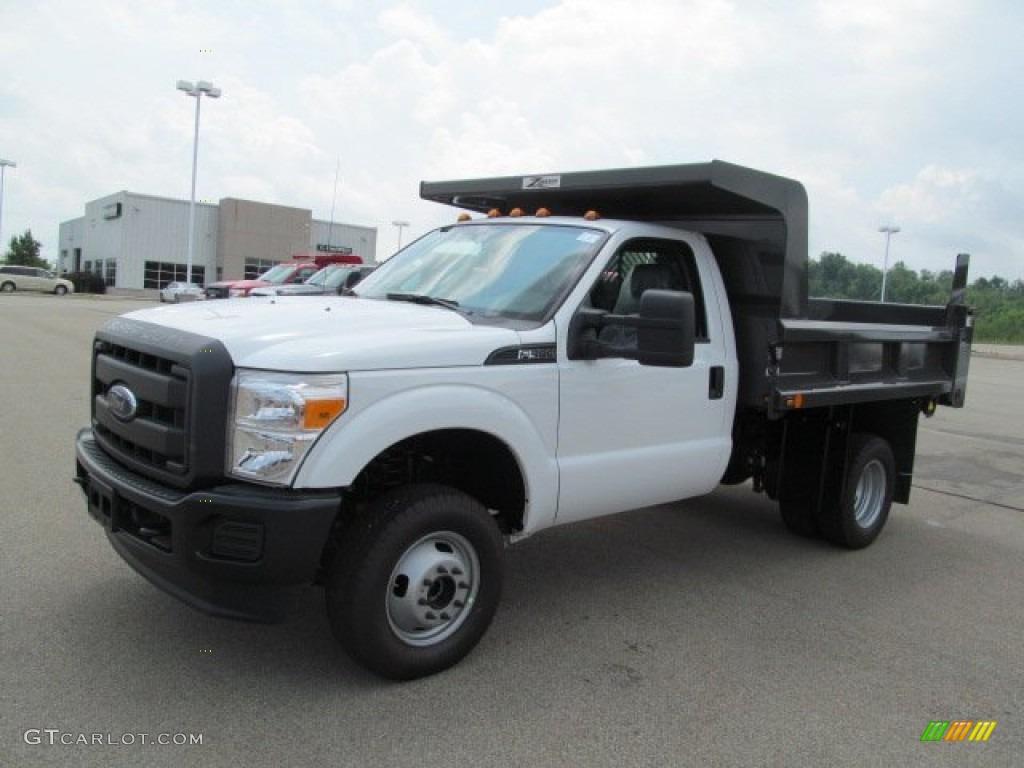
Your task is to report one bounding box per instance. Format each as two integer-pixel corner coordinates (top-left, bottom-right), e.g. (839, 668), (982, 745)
(309, 220), (377, 264)
(216, 198), (311, 281)
(58, 192), (217, 286)
(57, 217), (85, 272)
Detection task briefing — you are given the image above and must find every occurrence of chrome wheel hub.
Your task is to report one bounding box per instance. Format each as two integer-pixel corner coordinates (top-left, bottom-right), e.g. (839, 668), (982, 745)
(386, 532), (479, 647)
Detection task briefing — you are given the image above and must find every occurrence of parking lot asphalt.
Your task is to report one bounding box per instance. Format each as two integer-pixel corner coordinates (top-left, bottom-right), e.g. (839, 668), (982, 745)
(2, 294), (1021, 767)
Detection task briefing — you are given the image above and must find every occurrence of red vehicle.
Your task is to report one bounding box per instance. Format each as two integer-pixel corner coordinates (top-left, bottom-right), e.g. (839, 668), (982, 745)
(205, 252), (363, 299)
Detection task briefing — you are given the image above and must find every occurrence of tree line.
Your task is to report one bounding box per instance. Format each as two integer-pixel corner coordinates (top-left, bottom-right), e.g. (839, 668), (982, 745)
(809, 252), (1024, 343)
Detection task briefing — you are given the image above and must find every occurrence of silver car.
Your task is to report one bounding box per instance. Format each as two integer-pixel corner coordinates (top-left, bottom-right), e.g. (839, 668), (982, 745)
(159, 282), (205, 303)
(0, 265), (75, 295)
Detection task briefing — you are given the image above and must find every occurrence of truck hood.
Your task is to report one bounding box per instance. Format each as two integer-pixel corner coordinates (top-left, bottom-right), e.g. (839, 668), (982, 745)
(124, 296), (523, 371)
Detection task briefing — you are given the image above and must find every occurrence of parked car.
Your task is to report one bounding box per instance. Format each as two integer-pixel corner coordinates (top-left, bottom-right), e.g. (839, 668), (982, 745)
(0, 265), (75, 295)
(205, 253), (364, 299)
(159, 282), (205, 303)
(250, 264), (375, 297)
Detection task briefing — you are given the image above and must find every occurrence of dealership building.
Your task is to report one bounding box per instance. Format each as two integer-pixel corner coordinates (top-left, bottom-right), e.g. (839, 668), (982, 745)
(57, 192), (378, 291)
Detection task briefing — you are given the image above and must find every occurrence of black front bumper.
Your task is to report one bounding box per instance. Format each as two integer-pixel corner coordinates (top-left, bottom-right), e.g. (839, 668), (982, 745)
(75, 429), (341, 622)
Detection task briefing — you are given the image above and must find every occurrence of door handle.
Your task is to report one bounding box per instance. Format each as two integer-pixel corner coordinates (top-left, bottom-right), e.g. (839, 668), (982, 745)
(709, 366), (724, 399)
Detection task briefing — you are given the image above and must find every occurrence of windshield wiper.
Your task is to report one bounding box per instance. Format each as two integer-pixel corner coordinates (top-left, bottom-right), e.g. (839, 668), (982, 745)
(386, 293), (462, 312)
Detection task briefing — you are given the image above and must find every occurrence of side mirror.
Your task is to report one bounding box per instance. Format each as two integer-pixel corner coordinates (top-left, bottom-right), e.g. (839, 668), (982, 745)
(568, 289), (696, 367)
(637, 289), (696, 367)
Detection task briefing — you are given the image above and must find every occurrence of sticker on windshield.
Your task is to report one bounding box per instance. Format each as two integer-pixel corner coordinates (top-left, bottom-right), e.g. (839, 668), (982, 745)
(522, 175), (561, 190)
(576, 232), (601, 243)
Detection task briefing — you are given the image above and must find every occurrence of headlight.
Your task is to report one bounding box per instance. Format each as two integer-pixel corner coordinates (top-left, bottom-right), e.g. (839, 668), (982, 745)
(227, 370), (348, 485)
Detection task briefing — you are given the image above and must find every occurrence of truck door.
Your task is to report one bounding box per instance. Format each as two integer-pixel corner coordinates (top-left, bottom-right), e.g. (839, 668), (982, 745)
(555, 235), (732, 524)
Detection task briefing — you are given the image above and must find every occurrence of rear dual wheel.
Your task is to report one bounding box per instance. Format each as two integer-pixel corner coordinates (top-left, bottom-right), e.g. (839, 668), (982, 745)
(818, 434), (895, 549)
(779, 433), (895, 549)
(326, 484), (504, 680)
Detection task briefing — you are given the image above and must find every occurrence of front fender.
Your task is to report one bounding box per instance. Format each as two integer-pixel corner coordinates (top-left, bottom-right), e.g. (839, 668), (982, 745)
(294, 376), (559, 535)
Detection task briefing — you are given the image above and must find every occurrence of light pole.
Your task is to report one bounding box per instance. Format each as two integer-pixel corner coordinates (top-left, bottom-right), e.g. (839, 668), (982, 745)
(878, 224), (900, 302)
(177, 80), (221, 285)
(392, 220), (410, 253)
(0, 158), (16, 257)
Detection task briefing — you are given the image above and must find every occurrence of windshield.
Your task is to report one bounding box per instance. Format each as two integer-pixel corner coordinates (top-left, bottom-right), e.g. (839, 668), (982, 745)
(304, 267), (331, 286)
(324, 267), (357, 289)
(355, 222), (606, 324)
(258, 264), (293, 283)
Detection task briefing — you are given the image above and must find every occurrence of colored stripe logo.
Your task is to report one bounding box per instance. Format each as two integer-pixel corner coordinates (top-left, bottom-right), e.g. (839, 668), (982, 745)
(921, 721), (997, 742)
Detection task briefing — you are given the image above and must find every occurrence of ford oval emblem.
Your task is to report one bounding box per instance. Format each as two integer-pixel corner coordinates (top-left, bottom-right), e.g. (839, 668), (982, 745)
(108, 383), (138, 422)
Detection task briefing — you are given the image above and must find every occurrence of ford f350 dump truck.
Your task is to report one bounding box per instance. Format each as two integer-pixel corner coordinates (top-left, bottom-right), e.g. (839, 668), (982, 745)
(74, 161), (973, 680)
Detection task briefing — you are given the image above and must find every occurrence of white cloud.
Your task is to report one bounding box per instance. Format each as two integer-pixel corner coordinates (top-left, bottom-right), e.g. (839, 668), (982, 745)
(1, 0), (1020, 278)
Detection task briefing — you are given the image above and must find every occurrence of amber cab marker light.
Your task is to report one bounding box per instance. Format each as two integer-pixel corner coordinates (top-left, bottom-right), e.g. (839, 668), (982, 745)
(535, 208), (551, 217)
(583, 210), (601, 220)
(457, 213), (472, 222)
(487, 208), (501, 218)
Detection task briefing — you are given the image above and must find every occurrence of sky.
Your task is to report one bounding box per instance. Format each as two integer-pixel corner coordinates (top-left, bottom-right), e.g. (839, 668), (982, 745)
(1, 0), (1021, 280)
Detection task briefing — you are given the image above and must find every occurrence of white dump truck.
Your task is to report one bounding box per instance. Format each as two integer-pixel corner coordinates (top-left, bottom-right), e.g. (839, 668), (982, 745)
(76, 161), (973, 679)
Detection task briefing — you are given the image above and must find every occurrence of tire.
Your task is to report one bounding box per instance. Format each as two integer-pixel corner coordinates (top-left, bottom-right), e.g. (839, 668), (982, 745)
(0, 281), (14, 293)
(54, 285), (67, 295)
(818, 434), (895, 549)
(326, 484), (504, 680)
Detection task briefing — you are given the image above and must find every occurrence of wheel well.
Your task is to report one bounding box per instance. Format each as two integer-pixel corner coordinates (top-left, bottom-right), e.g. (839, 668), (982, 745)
(347, 429), (527, 535)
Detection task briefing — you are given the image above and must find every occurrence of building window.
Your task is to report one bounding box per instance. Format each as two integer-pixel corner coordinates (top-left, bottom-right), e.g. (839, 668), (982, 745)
(244, 258), (279, 279)
(104, 260), (117, 287)
(143, 261), (207, 289)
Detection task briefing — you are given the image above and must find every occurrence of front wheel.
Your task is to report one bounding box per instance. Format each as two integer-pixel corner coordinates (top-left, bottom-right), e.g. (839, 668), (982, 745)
(818, 434), (895, 549)
(54, 285), (68, 295)
(326, 484), (504, 680)
(1, 281), (14, 293)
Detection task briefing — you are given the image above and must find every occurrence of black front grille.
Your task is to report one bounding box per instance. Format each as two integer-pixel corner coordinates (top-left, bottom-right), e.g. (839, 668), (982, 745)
(90, 317), (233, 490)
(94, 343), (190, 473)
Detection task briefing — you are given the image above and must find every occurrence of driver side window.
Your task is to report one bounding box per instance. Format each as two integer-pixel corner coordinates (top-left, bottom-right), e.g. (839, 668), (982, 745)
(589, 238), (708, 347)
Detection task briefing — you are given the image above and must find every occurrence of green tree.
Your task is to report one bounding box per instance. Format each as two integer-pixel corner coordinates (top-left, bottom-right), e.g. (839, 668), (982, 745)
(4, 229), (50, 269)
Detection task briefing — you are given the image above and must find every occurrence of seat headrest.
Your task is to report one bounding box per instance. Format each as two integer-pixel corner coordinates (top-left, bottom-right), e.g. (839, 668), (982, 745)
(629, 263), (674, 298)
